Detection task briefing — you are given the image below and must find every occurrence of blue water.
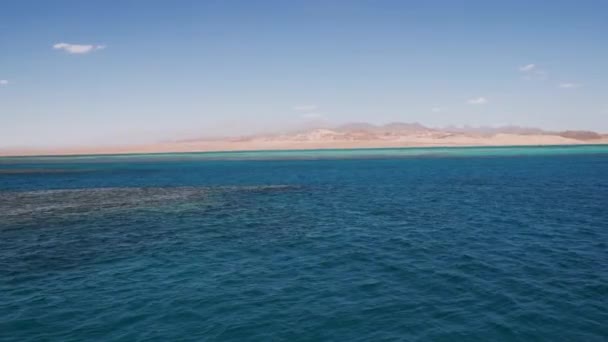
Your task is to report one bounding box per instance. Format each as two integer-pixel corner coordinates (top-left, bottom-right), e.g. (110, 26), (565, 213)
(1, 146), (607, 341)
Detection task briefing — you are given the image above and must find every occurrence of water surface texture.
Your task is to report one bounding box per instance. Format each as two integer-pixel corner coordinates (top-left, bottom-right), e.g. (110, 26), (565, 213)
(1, 146), (607, 341)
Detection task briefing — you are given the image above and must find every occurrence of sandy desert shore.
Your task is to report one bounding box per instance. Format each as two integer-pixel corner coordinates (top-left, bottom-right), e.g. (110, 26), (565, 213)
(2, 127), (608, 157)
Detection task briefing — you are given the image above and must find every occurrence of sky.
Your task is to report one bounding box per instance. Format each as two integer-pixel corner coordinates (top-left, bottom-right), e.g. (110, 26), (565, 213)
(1, 0), (607, 147)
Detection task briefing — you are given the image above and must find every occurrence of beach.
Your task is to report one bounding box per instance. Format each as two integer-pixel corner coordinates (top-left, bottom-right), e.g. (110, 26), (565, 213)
(2, 128), (608, 157)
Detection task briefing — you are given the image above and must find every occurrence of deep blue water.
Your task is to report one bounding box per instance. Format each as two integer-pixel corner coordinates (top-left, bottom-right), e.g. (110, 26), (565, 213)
(1, 146), (607, 341)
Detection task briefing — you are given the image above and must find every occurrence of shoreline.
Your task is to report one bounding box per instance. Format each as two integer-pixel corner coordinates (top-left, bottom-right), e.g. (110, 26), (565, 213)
(2, 141), (608, 159)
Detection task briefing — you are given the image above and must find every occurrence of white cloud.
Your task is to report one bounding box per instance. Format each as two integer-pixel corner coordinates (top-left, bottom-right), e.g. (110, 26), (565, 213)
(518, 63), (547, 80)
(0, 80), (8, 86)
(293, 105), (318, 112)
(431, 107), (444, 113)
(293, 105), (325, 120)
(53, 42), (106, 54)
(519, 64), (536, 72)
(467, 97), (488, 105)
(558, 82), (582, 89)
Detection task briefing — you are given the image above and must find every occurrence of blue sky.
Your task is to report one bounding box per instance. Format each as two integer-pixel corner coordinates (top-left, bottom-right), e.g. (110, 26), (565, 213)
(1, 0), (607, 147)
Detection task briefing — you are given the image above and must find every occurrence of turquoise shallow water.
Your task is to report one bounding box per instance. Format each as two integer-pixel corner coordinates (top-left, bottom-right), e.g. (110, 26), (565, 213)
(1, 146), (607, 341)
(3, 144), (608, 164)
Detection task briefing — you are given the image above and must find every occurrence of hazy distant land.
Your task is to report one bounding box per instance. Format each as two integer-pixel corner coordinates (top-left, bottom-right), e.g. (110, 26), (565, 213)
(2, 123), (608, 157)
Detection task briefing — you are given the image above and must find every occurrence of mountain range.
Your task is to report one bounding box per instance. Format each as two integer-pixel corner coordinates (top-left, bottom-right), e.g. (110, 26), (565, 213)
(2, 123), (607, 156)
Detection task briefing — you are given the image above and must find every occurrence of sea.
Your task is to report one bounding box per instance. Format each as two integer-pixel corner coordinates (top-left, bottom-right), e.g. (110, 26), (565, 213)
(1, 145), (607, 341)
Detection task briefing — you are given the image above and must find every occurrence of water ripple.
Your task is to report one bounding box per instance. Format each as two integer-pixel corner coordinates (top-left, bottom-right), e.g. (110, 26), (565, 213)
(1, 155), (607, 341)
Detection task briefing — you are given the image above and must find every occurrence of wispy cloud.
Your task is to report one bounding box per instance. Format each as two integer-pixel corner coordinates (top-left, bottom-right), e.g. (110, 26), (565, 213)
(518, 63), (547, 80)
(431, 107), (444, 113)
(467, 97), (488, 105)
(53, 42), (106, 54)
(300, 112), (324, 120)
(558, 82), (582, 89)
(0, 80), (8, 86)
(293, 105), (318, 112)
(519, 64), (536, 72)
(294, 105), (325, 120)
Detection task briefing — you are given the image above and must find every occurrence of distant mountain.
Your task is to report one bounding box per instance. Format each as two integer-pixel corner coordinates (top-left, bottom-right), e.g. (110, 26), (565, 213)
(333, 123), (605, 141)
(382, 122), (434, 133)
(557, 130), (603, 140)
(441, 125), (546, 135)
(2, 122), (606, 157)
(334, 122), (379, 132)
(335, 122), (435, 134)
(190, 122), (606, 143)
